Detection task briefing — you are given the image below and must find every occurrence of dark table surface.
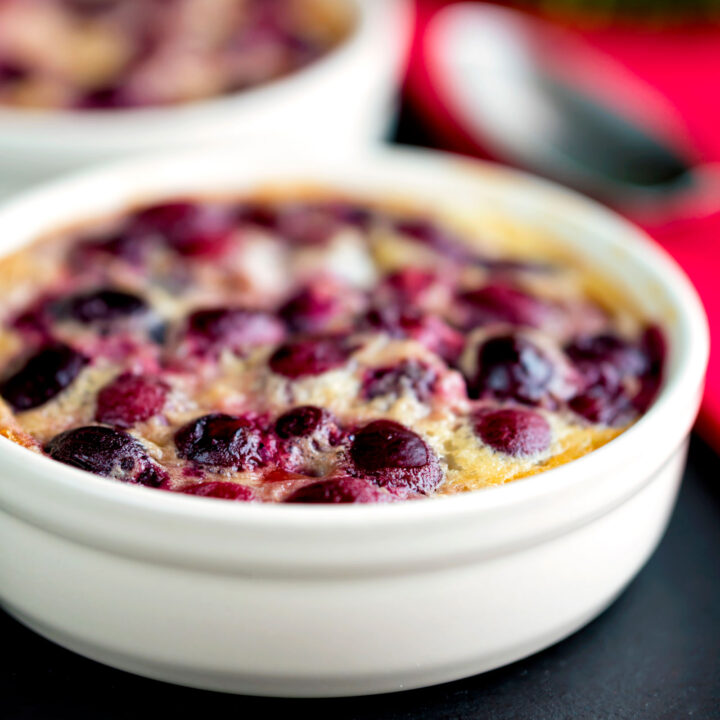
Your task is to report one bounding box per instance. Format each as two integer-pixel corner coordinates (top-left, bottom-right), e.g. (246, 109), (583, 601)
(3, 105), (720, 720)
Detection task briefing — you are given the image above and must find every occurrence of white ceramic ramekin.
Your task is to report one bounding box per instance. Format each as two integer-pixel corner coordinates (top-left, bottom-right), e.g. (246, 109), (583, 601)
(0, 0), (411, 196)
(0, 147), (708, 697)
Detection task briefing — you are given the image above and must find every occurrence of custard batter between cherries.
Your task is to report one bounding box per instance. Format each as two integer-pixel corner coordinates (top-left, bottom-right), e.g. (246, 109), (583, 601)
(0, 192), (665, 503)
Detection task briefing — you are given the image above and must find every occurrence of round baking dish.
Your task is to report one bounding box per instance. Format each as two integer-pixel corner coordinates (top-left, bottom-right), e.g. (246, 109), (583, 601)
(0, 0), (411, 197)
(0, 146), (708, 697)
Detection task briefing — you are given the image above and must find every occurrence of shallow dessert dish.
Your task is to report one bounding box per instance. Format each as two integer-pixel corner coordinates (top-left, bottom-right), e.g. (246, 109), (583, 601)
(0, 0), (410, 193)
(0, 147), (708, 696)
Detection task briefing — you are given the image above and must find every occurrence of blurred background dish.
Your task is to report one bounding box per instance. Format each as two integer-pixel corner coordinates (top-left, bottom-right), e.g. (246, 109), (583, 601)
(0, 0), (350, 110)
(0, 0), (412, 196)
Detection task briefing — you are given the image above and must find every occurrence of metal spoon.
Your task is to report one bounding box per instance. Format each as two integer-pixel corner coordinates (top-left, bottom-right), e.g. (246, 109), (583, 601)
(430, 2), (720, 219)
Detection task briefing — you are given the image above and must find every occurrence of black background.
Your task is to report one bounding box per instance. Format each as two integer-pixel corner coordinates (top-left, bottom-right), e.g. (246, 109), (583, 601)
(3, 104), (719, 720)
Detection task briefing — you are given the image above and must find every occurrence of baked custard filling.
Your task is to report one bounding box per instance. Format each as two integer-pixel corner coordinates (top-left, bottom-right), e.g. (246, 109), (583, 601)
(0, 192), (665, 503)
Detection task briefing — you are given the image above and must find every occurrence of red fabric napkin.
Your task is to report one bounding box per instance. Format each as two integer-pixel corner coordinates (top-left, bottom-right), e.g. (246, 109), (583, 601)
(406, 1), (720, 449)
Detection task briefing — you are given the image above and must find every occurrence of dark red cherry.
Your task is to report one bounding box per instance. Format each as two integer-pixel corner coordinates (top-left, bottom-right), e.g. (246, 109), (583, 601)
(0, 61), (29, 84)
(362, 360), (438, 402)
(417, 316), (466, 365)
(459, 284), (554, 330)
(77, 83), (135, 109)
(364, 306), (464, 365)
(175, 413), (275, 470)
(95, 373), (168, 428)
(181, 481), (255, 501)
(185, 307), (285, 356)
(351, 420), (428, 470)
(130, 201), (235, 258)
(393, 219), (475, 262)
(285, 477), (390, 504)
(470, 335), (554, 405)
(631, 325), (665, 414)
(328, 203), (375, 230)
(131, 201), (198, 233)
(236, 203), (278, 230)
(60, 288), (147, 324)
(569, 384), (634, 426)
(135, 464), (169, 488)
(274, 408), (345, 474)
(350, 420), (442, 494)
(381, 268), (439, 304)
(474, 407), (551, 456)
(633, 376), (662, 415)
(268, 336), (352, 378)
(564, 328), (665, 422)
(566, 348), (636, 426)
(10, 296), (55, 341)
(240, 201), (340, 243)
(565, 333), (647, 381)
(275, 406), (325, 439)
(364, 306), (414, 338)
(0, 343), (88, 411)
(72, 230), (148, 266)
(640, 325), (666, 372)
(44, 426), (166, 487)
(275, 204), (339, 245)
(278, 286), (343, 333)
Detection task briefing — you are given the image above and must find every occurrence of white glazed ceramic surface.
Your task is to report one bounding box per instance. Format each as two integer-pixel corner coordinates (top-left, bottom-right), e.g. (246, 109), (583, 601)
(0, 147), (708, 697)
(0, 0), (411, 196)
